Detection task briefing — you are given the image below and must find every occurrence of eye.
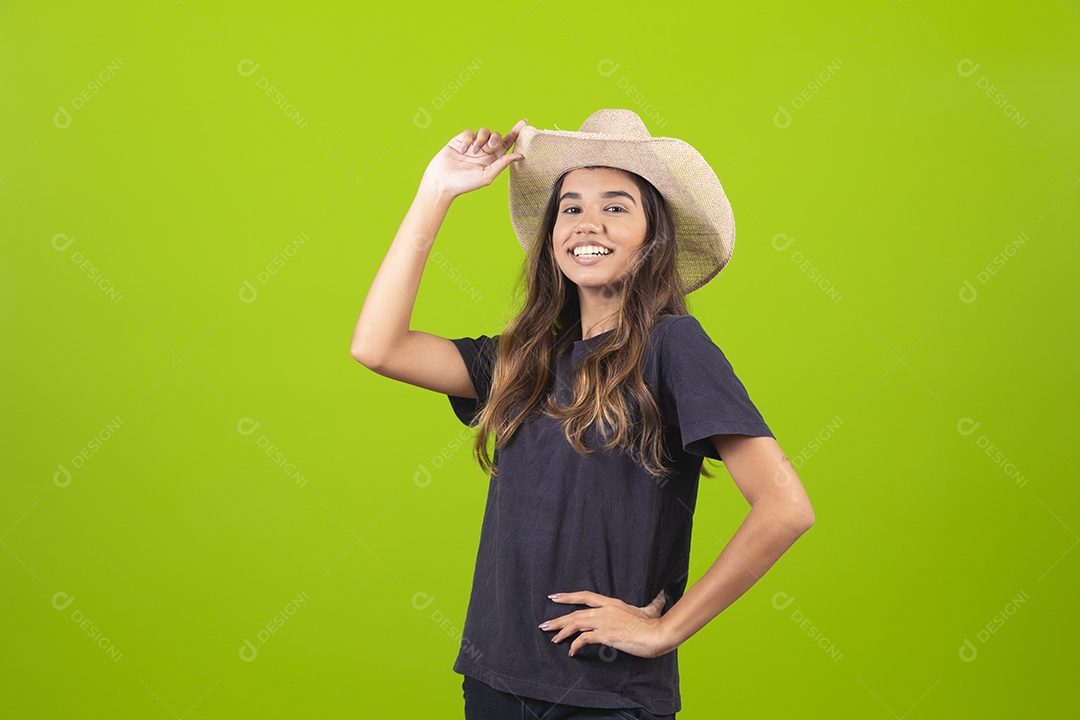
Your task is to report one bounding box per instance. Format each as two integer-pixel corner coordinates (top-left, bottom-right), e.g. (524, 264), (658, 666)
(560, 205), (627, 214)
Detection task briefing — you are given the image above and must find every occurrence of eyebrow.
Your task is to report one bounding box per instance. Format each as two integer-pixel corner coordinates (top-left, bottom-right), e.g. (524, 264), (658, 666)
(558, 190), (637, 205)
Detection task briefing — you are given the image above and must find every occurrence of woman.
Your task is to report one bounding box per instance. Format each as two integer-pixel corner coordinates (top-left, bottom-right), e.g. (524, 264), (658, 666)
(351, 109), (814, 719)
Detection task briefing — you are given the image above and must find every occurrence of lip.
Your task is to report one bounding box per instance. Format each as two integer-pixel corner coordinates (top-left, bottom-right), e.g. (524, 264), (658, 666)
(569, 249), (612, 265)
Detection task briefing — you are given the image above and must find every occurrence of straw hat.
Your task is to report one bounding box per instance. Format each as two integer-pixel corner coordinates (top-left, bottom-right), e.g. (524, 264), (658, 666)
(508, 108), (736, 294)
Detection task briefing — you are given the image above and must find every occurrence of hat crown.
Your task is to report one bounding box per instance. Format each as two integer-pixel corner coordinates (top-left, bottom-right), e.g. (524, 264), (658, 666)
(577, 109), (652, 139)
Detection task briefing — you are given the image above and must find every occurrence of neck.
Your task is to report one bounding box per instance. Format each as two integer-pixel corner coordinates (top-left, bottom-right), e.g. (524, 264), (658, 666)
(577, 286), (621, 340)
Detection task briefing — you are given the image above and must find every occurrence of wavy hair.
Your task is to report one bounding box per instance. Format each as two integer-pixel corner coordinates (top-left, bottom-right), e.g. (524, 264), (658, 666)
(469, 166), (717, 482)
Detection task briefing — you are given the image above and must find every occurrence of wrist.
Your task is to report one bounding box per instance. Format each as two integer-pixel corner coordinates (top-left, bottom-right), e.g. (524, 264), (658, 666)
(655, 614), (686, 656)
(417, 176), (457, 206)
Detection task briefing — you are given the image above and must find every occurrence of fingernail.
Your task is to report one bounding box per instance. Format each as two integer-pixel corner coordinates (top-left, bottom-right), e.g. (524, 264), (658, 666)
(538, 622), (549, 629)
(548, 594), (559, 600)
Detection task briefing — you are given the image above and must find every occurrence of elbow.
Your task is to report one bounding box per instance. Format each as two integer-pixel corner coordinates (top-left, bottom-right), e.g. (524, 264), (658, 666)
(349, 343), (367, 366)
(751, 498), (814, 536)
(760, 497), (814, 535)
(792, 503), (815, 534)
(349, 342), (383, 371)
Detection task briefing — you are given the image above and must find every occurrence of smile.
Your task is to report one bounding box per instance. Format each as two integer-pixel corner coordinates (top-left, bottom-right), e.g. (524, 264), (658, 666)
(570, 245), (612, 257)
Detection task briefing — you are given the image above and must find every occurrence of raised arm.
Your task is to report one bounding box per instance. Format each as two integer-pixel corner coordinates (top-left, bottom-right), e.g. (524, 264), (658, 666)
(349, 119), (527, 398)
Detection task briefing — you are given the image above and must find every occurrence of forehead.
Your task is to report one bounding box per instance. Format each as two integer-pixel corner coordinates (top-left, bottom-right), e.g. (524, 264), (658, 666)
(561, 167), (638, 195)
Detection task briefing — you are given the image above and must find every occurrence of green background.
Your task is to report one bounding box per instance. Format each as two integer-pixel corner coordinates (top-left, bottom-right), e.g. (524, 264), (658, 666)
(2, 1), (1077, 717)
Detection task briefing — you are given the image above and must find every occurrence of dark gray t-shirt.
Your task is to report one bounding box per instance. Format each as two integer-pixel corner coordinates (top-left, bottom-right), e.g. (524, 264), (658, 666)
(445, 314), (774, 715)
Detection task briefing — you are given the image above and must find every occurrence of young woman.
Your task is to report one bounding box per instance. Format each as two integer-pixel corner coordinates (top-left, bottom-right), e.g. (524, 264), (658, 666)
(351, 110), (814, 719)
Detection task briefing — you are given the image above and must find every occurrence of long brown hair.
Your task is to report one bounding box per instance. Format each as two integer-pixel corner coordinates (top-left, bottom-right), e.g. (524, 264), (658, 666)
(470, 165), (717, 482)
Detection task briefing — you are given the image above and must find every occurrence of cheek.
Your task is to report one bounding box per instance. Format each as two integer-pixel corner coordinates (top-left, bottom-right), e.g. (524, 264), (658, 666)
(614, 222), (647, 248)
(551, 236), (568, 260)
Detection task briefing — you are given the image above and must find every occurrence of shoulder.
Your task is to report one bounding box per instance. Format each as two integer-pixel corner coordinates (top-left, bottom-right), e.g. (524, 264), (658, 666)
(639, 315), (710, 381)
(649, 314), (737, 384)
(653, 314), (712, 351)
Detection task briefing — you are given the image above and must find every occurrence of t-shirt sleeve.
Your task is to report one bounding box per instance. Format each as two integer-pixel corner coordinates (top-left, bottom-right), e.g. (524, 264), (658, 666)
(657, 315), (774, 460)
(445, 334), (500, 427)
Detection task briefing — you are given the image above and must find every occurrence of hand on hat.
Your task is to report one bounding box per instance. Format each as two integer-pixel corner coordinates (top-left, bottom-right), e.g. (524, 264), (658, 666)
(421, 118), (527, 199)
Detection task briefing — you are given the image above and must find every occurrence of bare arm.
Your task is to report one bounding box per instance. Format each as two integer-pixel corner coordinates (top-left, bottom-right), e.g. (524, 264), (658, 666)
(657, 435), (814, 652)
(541, 434), (814, 660)
(348, 180), (455, 365)
(349, 119), (527, 397)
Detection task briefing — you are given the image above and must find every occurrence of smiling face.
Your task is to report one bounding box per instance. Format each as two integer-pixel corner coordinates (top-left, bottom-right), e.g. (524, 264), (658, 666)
(551, 167), (648, 292)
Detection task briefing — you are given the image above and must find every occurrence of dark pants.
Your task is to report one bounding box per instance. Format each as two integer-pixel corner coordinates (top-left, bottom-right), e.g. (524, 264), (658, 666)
(462, 674), (676, 720)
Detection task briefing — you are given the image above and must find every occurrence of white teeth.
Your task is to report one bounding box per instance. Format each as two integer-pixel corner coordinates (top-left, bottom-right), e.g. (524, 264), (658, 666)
(571, 245), (612, 257)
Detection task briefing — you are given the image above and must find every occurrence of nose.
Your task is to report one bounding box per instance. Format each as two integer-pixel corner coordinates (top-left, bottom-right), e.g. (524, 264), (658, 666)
(574, 206), (603, 234)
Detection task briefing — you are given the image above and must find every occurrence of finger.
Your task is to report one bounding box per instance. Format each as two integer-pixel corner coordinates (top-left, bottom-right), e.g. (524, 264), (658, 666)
(568, 631), (598, 658)
(504, 118), (527, 146)
(551, 617), (597, 644)
(640, 596), (665, 619)
(484, 152), (523, 177)
(481, 131), (503, 154)
(546, 606), (605, 643)
(548, 591), (602, 606)
(470, 126), (491, 154)
(537, 614), (567, 631)
(455, 129), (474, 155)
